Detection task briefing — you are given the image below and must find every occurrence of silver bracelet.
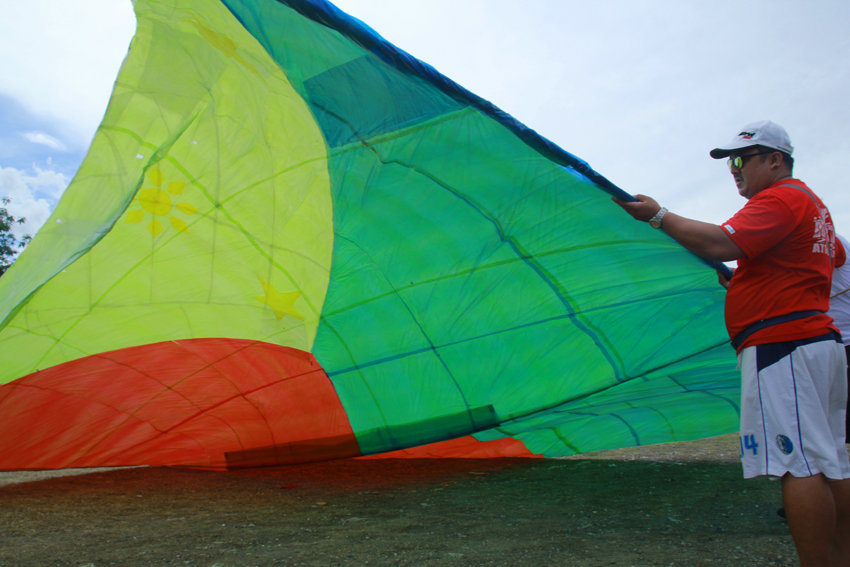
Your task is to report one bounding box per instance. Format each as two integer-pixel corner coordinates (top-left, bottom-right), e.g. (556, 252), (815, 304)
(649, 207), (668, 229)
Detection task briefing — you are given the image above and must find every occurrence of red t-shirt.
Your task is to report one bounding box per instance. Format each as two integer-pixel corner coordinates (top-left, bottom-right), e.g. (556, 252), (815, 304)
(721, 179), (845, 351)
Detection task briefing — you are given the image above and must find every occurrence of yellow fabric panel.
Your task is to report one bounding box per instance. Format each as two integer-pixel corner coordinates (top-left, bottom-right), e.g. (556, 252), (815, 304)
(0, 0), (332, 383)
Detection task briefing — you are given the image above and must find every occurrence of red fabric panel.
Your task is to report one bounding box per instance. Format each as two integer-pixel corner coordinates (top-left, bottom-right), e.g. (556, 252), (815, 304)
(0, 339), (358, 471)
(359, 435), (542, 459)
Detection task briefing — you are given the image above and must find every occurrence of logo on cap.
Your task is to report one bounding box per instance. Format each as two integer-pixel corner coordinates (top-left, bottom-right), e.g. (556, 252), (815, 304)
(739, 131), (756, 140)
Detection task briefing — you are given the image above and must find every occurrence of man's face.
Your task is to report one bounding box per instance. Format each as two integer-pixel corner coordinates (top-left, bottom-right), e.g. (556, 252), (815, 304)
(728, 147), (778, 199)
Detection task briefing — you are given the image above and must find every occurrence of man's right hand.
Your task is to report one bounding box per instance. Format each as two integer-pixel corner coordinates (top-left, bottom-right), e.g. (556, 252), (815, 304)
(611, 194), (662, 222)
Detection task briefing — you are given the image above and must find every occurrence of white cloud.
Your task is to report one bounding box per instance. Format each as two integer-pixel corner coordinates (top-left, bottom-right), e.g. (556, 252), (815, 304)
(22, 131), (67, 152)
(0, 165), (68, 240)
(0, 0), (136, 149)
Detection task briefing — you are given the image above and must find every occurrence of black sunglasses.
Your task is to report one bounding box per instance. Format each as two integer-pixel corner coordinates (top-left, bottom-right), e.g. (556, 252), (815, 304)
(727, 150), (776, 171)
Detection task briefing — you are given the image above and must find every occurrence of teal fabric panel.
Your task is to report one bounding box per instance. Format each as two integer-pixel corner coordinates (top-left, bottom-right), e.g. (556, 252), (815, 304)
(303, 55), (466, 147)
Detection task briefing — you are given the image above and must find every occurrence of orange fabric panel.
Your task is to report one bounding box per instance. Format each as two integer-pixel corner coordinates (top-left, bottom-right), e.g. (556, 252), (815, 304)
(0, 339), (358, 471)
(359, 435), (542, 459)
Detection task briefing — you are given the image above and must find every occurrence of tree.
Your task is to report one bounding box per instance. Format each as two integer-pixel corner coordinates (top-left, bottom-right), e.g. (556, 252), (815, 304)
(0, 197), (32, 277)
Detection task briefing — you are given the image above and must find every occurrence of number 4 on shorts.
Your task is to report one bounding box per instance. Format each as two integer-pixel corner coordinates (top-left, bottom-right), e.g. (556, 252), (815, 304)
(739, 434), (759, 456)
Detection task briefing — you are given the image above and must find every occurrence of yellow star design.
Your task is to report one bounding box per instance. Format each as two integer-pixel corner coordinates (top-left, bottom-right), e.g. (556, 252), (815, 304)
(255, 277), (303, 321)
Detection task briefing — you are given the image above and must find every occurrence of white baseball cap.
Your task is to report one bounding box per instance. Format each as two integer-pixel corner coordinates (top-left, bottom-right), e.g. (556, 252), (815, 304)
(709, 120), (794, 159)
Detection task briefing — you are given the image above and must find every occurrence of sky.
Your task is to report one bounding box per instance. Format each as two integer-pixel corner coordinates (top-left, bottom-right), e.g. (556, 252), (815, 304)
(2, 0), (850, 249)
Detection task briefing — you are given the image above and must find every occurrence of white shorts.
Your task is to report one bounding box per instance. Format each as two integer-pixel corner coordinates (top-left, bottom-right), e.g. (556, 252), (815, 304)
(738, 332), (850, 480)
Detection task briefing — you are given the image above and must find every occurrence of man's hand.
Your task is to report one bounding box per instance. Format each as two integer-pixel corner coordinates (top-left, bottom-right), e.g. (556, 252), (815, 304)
(611, 193), (746, 262)
(611, 194), (661, 222)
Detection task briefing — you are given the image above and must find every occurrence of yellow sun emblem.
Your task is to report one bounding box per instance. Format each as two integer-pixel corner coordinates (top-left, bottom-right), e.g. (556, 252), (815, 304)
(126, 166), (199, 237)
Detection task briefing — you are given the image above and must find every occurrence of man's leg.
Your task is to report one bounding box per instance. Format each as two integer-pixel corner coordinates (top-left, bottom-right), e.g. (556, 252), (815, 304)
(782, 473), (835, 567)
(830, 478), (850, 566)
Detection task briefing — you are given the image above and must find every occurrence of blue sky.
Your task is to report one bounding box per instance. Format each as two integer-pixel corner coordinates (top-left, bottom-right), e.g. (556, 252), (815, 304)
(2, 0), (850, 246)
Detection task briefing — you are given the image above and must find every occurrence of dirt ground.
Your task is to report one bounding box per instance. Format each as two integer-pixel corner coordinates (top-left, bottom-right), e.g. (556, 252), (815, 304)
(0, 433), (806, 567)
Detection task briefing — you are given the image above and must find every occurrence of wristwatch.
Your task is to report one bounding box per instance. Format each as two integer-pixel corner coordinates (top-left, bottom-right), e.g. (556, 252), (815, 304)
(649, 207), (668, 229)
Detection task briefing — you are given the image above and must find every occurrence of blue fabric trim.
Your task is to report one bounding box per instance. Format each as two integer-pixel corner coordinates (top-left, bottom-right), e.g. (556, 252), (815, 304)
(732, 310), (825, 350)
(755, 331), (841, 371)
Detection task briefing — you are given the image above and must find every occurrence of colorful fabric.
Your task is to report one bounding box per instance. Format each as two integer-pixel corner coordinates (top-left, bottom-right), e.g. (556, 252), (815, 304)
(722, 180), (842, 349)
(0, 0), (741, 471)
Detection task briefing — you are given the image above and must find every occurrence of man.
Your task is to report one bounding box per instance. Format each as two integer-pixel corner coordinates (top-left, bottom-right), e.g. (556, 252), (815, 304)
(613, 120), (850, 567)
(832, 233), (850, 442)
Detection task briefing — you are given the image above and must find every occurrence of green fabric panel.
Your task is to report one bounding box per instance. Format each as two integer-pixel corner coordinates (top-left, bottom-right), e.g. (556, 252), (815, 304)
(220, 0), (366, 90)
(221, 0), (735, 456)
(473, 344), (739, 455)
(219, 0), (467, 146)
(315, 112), (731, 454)
(303, 55), (466, 147)
(0, 0), (333, 383)
(356, 405), (500, 452)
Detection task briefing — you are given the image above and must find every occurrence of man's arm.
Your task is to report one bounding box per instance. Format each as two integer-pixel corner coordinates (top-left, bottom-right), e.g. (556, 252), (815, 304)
(612, 195), (745, 263)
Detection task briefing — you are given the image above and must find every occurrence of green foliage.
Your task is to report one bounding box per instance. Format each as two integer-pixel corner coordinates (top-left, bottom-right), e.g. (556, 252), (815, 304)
(0, 197), (31, 276)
